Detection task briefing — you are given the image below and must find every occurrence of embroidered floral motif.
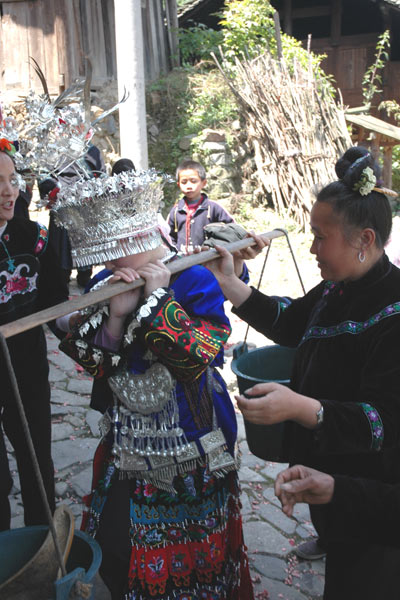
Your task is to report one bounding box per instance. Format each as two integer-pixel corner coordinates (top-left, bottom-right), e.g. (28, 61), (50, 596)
(360, 402), (384, 451)
(301, 301), (400, 344)
(322, 281), (339, 297)
(34, 225), (49, 255)
(0, 265), (38, 304)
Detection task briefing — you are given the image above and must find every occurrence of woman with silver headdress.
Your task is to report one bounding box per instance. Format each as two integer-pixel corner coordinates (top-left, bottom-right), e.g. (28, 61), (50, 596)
(55, 169), (254, 600)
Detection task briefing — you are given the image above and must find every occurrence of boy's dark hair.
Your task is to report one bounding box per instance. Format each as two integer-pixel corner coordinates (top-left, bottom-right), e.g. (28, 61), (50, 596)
(317, 146), (392, 249)
(176, 159), (206, 181)
(112, 158), (135, 176)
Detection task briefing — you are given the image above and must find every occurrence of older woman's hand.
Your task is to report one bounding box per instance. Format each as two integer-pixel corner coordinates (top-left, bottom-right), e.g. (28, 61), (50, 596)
(275, 465), (335, 517)
(237, 383), (323, 429)
(236, 382), (299, 425)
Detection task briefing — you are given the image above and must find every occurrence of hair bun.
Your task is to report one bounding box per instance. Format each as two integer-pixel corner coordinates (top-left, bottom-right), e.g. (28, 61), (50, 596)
(335, 146), (381, 192)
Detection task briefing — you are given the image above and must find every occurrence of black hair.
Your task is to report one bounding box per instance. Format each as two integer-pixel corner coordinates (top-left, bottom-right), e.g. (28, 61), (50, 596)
(176, 159), (206, 181)
(111, 158), (135, 176)
(316, 146), (392, 249)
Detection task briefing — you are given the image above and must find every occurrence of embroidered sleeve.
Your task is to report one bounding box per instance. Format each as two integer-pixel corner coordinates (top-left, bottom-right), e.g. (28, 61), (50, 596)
(34, 223), (49, 256)
(359, 403), (384, 451)
(59, 306), (122, 379)
(138, 289), (231, 382)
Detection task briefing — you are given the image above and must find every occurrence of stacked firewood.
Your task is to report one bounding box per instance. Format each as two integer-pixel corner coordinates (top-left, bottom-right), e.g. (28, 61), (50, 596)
(214, 51), (352, 228)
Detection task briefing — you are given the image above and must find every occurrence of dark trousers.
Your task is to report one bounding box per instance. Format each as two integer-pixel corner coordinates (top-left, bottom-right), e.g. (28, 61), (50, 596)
(95, 479), (131, 599)
(0, 360), (55, 531)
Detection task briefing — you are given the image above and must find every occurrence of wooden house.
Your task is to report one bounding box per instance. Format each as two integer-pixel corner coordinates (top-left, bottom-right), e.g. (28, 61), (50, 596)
(179, 0), (400, 111)
(0, 0), (179, 99)
(271, 0), (400, 111)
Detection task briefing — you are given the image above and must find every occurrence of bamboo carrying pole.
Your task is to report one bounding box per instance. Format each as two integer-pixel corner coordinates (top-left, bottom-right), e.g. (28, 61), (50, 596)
(0, 229), (285, 340)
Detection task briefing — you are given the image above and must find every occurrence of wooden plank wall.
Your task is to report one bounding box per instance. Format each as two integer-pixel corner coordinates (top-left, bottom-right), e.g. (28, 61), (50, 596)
(312, 34), (400, 110)
(0, 0), (174, 100)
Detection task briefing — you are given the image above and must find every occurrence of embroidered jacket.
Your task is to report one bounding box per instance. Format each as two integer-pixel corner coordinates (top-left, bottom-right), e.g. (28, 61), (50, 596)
(0, 217), (69, 383)
(60, 265), (238, 459)
(233, 254), (400, 483)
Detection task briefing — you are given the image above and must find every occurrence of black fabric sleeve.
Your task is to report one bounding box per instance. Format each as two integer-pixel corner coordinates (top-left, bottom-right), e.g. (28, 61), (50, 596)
(325, 475), (400, 547)
(232, 284), (324, 347)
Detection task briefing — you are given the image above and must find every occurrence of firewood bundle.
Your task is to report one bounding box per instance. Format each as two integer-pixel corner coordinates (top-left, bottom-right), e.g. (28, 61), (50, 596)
(214, 51), (352, 228)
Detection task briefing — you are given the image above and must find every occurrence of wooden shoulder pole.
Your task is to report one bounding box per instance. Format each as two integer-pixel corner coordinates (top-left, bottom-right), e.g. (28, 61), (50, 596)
(0, 229), (285, 339)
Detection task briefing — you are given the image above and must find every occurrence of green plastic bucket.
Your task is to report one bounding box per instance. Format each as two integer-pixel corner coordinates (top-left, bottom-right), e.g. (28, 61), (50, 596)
(0, 526), (102, 599)
(231, 344), (296, 462)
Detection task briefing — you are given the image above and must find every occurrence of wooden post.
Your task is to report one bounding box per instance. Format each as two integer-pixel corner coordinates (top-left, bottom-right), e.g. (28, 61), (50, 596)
(273, 11), (283, 61)
(165, 0), (180, 68)
(382, 145), (393, 189)
(114, 0), (148, 169)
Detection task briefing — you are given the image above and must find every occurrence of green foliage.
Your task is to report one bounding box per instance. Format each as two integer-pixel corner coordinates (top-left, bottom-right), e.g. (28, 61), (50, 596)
(362, 30), (391, 109)
(185, 72), (239, 131)
(179, 23), (223, 66)
(219, 0), (276, 60)
(379, 99), (400, 124)
(218, 0), (334, 95)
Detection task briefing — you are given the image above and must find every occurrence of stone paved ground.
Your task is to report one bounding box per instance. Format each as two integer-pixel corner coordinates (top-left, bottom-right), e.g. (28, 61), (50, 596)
(6, 232), (326, 599)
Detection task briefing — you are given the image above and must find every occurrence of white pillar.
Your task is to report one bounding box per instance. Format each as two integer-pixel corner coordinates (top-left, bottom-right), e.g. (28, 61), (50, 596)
(114, 0), (148, 170)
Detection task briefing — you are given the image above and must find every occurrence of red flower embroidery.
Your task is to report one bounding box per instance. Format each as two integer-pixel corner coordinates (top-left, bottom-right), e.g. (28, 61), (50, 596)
(35, 239), (44, 254)
(0, 137), (12, 151)
(6, 276), (28, 293)
(144, 483), (157, 497)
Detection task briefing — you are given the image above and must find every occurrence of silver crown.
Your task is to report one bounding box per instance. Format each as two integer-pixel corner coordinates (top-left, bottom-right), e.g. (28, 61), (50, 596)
(49, 169), (169, 267)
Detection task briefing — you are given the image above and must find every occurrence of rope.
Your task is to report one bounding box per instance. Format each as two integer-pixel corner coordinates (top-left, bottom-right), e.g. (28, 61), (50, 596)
(243, 229), (305, 346)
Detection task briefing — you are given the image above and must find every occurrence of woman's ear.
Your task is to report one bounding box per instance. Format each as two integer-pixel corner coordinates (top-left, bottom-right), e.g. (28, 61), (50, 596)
(360, 228), (376, 251)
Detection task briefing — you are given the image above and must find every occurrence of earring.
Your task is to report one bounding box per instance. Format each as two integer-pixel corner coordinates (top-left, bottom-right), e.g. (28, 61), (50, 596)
(358, 251), (365, 263)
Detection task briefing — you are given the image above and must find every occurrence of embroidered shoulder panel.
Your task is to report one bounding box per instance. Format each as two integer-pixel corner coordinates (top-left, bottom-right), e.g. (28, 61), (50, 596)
(359, 402), (384, 451)
(143, 297), (231, 382)
(300, 301), (400, 344)
(34, 223), (49, 256)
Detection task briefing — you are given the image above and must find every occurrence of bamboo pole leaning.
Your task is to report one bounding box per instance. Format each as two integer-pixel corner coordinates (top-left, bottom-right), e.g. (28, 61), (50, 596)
(0, 229), (285, 340)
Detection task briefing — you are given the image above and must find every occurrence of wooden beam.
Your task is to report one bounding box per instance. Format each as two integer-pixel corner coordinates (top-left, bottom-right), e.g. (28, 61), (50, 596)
(0, 230), (285, 340)
(292, 7), (331, 19)
(383, 146), (393, 189)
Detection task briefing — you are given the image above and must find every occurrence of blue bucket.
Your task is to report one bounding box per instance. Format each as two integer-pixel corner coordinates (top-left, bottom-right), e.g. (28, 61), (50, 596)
(231, 344), (296, 462)
(0, 526), (102, 600)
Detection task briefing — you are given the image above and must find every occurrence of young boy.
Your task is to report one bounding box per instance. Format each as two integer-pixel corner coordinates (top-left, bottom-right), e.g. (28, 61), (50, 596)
(168, 159), (235, 254)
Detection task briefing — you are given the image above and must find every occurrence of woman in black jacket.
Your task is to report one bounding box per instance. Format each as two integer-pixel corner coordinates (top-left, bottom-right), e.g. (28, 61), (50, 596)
(0, 144), (69, 530)
(208, 146), (400, 599)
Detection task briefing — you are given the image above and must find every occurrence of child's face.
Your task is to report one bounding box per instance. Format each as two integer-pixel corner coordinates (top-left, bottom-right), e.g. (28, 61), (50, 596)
(177, 169), (206, 202)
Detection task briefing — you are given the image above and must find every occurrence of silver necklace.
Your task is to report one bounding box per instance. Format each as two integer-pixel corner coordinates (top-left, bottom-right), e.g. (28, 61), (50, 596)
(0, 234), (16, 273)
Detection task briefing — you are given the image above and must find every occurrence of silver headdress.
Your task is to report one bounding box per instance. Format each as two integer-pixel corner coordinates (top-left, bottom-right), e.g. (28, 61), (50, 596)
(49, 169), (169, 267)
(1, 58), (127, 180)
